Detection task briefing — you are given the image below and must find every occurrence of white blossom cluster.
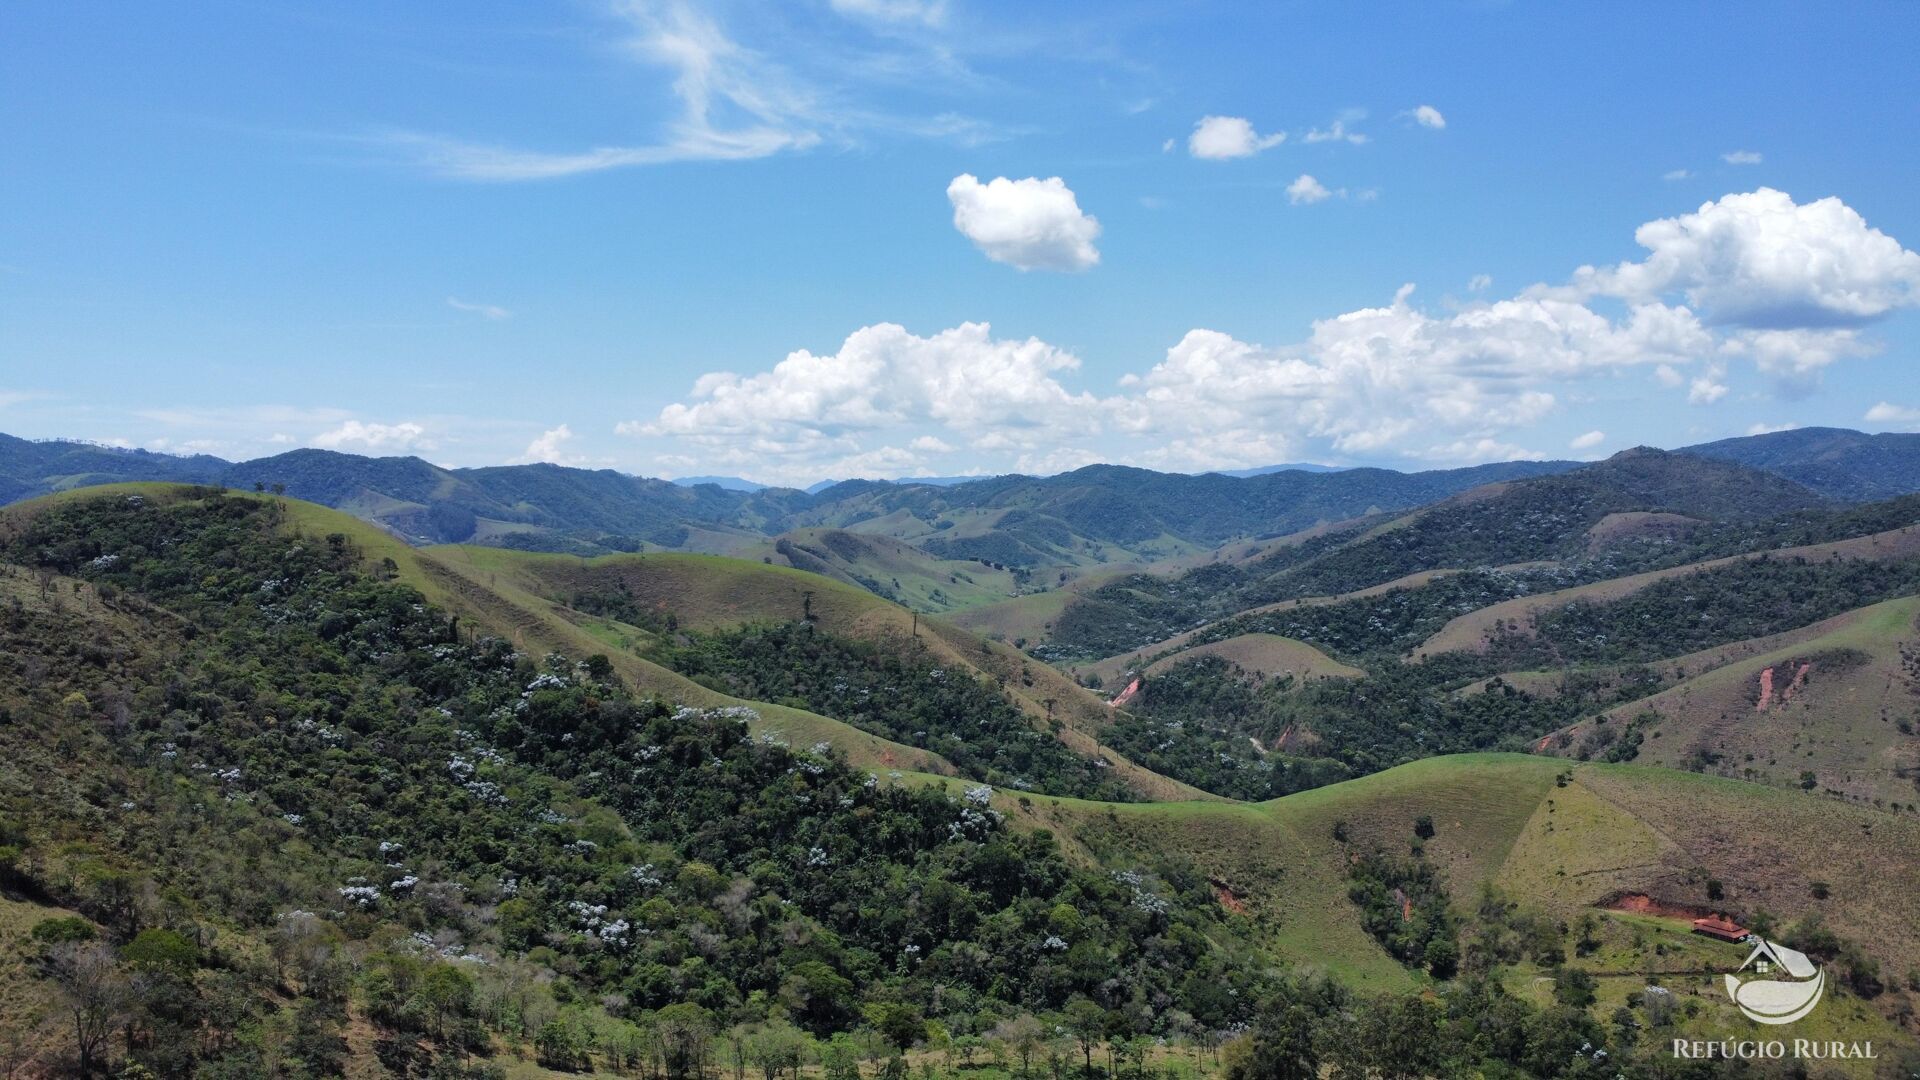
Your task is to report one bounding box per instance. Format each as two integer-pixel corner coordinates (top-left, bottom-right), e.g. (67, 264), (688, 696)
(1112, 869), (1169, 914)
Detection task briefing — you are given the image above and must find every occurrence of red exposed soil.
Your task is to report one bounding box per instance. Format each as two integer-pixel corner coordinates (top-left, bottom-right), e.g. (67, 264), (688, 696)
(1212, 879), (1249, 915)
(1757, 666), (1775, 711)
(1108, 677), (1142, 709)
(1604, 892), (1717, 921)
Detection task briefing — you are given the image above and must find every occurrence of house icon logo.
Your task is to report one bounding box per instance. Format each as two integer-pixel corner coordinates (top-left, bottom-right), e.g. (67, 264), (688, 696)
(1723, 939), (1825, 1025)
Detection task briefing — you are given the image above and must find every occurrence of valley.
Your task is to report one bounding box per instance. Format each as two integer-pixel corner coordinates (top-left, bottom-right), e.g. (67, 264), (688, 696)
(4, 433), (1920, 1077)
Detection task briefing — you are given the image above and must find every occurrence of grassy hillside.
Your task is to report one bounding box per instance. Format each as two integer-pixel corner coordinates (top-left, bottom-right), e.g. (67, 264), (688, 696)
(1040, 753), (1920, 996)
(1541, 595), (1920, 804)
(1142, 633), (1364, 681)
(418, 543), (1211, 802)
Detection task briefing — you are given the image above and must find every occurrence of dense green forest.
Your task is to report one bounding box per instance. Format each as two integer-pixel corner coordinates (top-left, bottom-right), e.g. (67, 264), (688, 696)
(1101, 655), (1664, 800)
(646, 622), (1136, 801)
(0, 491), (1266, 1073)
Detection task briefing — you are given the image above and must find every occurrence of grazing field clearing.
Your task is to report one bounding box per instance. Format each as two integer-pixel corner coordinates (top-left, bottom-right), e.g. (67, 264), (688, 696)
(1542, 594), (1920, 803)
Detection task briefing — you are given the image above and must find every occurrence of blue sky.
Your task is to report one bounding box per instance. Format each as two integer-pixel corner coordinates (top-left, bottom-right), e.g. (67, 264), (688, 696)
(3, 1), (1918, 485)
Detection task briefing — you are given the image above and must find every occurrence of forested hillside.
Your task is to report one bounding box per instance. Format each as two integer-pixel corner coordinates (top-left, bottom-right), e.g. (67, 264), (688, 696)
(3, 455), (1920, 1076)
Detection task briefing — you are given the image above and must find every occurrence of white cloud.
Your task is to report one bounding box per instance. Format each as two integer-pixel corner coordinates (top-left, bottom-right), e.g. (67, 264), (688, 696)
(0, 390), (35, 410)
(1723, 150), (1763, 165)
(947, 174), (1101, 272)
(1467, 274), (1492, 292)
(1865, 402), (1920, 428)
(1409, 105), (1446, 130)
(1688, 361), (1730, 405)
(312, 420), (431, 453)
(367, 1), (835, 180)
(1663, 169), (1692, 181)
(1720, 327), (1874, 376)
(1569, 430), (1606, 450)
(448, 297), (511, 320)
(1746, 421), (1798, 435)
(1286, 175), (1333, 205)
(1303, 112), (1368, 145)
(635, 189), (1917, 480)
(631, 321), (1102, 441)
(1563, 188), (1920, 328)
(829, 0), (946, 26)
(513, 424), (581, 465)
(1418, 438), (1545, 463)
(1187, 116), (1285, 160)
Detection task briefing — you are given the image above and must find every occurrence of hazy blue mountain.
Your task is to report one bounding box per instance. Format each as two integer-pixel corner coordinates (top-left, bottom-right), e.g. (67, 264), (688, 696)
(1680, 426), (1920, 501)
(672, 475), (769, 492)
(1207, 462), (1349, 477)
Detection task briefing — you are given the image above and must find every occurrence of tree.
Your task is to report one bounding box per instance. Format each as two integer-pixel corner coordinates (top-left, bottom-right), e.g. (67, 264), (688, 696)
(865, 1002), (926, 1051)
(534, 1017), (585, 1071)
(995, 1014), (1047, 1078)
(1222, 1001), (1319, 1080)
(1552, 968), (1597, 1010)
(658, 1002), (717, 1079)
(417, 964), (475, 1044)
(745, 1020), (809, 1080)
(820, 1033), (862, 1080)
(1061, 998), (1105, 1077)
(49, 943), (129, 1077)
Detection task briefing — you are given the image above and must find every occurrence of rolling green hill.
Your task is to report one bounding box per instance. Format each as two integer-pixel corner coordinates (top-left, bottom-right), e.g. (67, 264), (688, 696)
(3, 484), (1918, 1076)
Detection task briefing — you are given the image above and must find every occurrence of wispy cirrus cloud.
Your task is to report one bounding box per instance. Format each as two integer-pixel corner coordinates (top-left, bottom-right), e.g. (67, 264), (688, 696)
(361, 0), (1006, 181)
(447, 297), (512, 320)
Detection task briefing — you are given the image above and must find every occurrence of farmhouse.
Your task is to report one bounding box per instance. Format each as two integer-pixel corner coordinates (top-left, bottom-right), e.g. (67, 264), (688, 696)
(1692, 914), (1751, 942)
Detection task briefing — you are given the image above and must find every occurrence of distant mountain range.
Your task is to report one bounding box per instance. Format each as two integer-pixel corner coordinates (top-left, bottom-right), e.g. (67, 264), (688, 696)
(5, 427), (1919, 561)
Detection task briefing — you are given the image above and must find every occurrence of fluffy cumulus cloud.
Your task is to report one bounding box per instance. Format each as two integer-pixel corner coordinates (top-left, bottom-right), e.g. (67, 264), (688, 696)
(1866, 402), (1920, 429)
(947, 174), (1100, 272)
(513, 424), (583, 465)
(633, 189), (1917, 481)
(1409, 105), (1446, 129)
(1565, 189), (1920, 329)
(1187, 115), (1285, 160)
(1286, 175), (1333, 205)
(313, 420), (431, 452)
